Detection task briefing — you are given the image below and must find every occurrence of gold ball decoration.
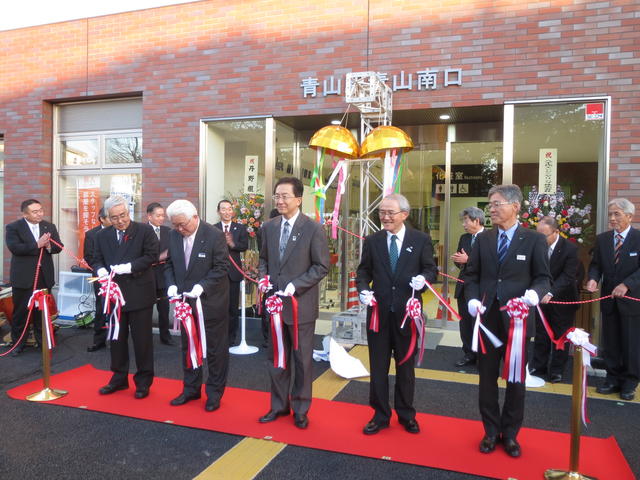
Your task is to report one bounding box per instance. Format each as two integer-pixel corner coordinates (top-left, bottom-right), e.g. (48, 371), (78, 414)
(360, 125), (414, 159)
(309, 125), (360, 159)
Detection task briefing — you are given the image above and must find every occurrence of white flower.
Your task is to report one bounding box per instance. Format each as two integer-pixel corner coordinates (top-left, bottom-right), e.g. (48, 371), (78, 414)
(583, 219), (589, 224)
(572, 195), (577, 200)
(543, 200), (549, 207)
(578, 238), (584, 243)
(524, 200), (530, 206)
(556, 214), (562, 220)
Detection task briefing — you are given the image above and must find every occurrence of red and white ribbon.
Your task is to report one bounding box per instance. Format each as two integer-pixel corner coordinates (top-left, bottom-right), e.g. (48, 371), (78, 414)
(564, 328), (597, 425)
(502, 297), (529, 383)
(368, 296), (380, 332)
(98, 272), (126, 341)
(471, 309), (503, 355)
(425, 280), (461, 321)
(28, 289), (55, 350)
(266, 295), (286, 368)
(398, 293), (427, 365)
(257, 275), (271, 315)
(327, 160), (347, 239)
(172, 297), (205, 369)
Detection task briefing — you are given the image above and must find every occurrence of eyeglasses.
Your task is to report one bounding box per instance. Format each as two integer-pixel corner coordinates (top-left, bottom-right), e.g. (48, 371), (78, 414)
(488, 201), (512, 209)
(378, 210), (402, 218)
(109, 211), (129, 222)
(272, 194), (296, 201)
(173, 216), (195, 230)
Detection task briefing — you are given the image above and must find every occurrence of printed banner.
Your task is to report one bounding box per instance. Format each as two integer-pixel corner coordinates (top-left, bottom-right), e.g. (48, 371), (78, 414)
(77, 176), (101, 259)
(538, 148), (557, 194)
(244, 155), (258, 194)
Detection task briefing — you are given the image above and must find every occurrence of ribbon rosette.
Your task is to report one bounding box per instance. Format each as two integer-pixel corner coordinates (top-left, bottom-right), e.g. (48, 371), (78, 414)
(398, 294), (426, 366)
(171, 298), (205, 369)
(502, 297), (529, 383)
(98, 273), (126, 341)
(257, 275), (271, 315)
(266, 295), (287, 369)
(28, 289), (56, 350)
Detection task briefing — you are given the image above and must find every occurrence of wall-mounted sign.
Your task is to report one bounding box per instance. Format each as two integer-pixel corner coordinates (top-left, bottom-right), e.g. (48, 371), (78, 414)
(538, 148), (557, 194)
(244, 155), (258, 194)
(300, 69), (463, 98)
(585, 103), (604, 121)
(431, 165), (494, 198)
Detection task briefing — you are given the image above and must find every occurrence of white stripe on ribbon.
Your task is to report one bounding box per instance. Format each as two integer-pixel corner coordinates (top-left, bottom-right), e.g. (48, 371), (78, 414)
(471, 311), (503, 353)
(272, 312), (285, 368)
(195, 297), (207, 359)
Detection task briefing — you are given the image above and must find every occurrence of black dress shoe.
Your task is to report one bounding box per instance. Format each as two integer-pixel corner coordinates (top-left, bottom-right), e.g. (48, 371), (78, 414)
(205, 399), (220, 412)
(160, 338), (175, 346)
(134, 389), (149, 399)
(502, 437), (521, 458)
(259, 409), (290, 423)
(596, 383), (621, 395)
(455, 356), (476, 367)
(479, 435), (498, 453)
(363, 420), (389, 435)
(99, 384), (128, 395)
(549, 373), (563, 384)
(620, 390), (635, 401)
(294, 413), (309, 429)
(87, 342), (106, 352)
(170, 393), (201, 406)
(400, 418), (420, 434)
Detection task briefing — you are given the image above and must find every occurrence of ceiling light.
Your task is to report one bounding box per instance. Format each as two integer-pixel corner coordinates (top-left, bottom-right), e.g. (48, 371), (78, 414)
(330, 119), (341, 125)
(439, 114), (451, 120)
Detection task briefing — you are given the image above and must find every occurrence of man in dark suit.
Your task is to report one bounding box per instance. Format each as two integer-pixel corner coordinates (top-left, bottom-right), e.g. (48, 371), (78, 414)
(356, 193), (437, 435)
(451, 206), (485, 368)
(530, 216), (579, 383)
(164, 199), (230, 412)
(214, 199), (248, 345)
(85, 207), (111, 352)
(465, 184), (550, 458)
(92, 195), (159, 399)
(5, 199), (63, 356)
(147, 202), (173, 345)
(258, 177), (329, 429)
(586, 198), (640, 401)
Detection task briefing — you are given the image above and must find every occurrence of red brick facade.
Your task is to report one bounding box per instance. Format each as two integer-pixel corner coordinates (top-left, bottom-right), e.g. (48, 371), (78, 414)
(1, 0), (639, 270)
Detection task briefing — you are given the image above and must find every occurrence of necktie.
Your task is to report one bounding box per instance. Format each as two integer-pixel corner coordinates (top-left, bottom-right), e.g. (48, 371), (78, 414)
(389, 234), (399, 272)
(117, 230), (124, 245)
(470, 234), (476, 248)
(614, 233), (623, 264)
(497, 232), (508, 264)
(548, 246), (553, 259)
(279, 221), (290, 259)
(184, 236), (193, 268)
(154, 226), (160, 239)
(224, 224), (229, 233)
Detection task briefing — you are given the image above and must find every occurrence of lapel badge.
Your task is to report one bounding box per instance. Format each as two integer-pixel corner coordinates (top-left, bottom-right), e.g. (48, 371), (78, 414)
(406, 246), (413, 253)
(292, 235), (297, 242)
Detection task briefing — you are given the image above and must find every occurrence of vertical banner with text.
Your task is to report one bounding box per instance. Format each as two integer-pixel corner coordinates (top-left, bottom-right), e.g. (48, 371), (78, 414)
(77, 176), (101, 259)
(244, 155), (258, 194)
(538, 148), (557, 194)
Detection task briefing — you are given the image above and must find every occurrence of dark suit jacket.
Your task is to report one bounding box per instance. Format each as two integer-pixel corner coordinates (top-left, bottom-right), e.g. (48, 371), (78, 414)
(465, 226), (551, 331)
(83, 225), (103, 268)
(588, 227), (640, 316)
(164, 221), (230, 313)
(151, 224), (171, 290)
(92, 221), (159, 312)
(543, 236), (580, 316)
(258, 213), (329, 325)
(356, 227), (437, 327)
(214, 221), (248, 282)
(6, 218), (63, 289)
(454, 232), (473, 299)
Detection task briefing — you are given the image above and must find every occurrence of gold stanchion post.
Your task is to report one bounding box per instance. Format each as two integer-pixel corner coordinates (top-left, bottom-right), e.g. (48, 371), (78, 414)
(26, 291), (67, 402)
(544, 345), (597, 480)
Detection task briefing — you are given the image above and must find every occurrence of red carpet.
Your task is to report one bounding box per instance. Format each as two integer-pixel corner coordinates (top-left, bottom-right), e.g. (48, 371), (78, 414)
(8, 365), (634, 480)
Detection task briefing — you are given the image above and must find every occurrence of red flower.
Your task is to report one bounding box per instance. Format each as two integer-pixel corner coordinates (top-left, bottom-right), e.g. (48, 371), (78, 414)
(522, 212), (529, 219)
(562, 209), (568, 216)
(533, 208), (540, 214)
(521, 222), (528, 228)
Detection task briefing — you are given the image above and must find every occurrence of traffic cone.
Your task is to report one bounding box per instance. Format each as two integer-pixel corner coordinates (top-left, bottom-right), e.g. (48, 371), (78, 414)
(346, 272), (359, 310)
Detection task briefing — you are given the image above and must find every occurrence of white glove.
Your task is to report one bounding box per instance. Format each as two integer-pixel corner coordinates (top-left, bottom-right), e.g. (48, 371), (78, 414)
(258, 276), (273, 293)
(111, 263), (132, 275)
(359, 290), (374, 306)
(522, 289), (539, 307)
(468, 299), (486, 317)
(280, 283), (296, 296)
(167, 285), (178, 298)
(96, 268), (109, 278)
(409, 275), (426, 290)
(184, 284), (204, 299)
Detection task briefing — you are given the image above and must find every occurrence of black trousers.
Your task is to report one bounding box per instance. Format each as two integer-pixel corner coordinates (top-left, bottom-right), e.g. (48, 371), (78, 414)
(478, 301), (526, 440)
(11, 286), (44, 345)
(602, 304), (640, 392)
(227, 280), (240, 340)
(367, 310), (416, 424)
(154, 289), (171, 342)
(181, 305), (229, 402)
(108, 307), (154, 391)
(456, 294), (476, 360)
(531, 306), (574, 375)
(92, 282), (107, 345)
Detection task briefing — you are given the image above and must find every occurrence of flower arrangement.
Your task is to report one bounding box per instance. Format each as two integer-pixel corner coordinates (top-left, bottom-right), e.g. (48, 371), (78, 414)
(521, 186), (594, 246)
(228, 193), (264, 238)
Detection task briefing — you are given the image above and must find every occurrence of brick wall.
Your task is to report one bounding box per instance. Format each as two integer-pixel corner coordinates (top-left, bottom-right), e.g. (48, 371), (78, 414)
(1, 0), (639, 274)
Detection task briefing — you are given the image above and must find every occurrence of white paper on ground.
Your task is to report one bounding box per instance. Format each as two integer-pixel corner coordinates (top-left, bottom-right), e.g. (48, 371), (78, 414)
(328, 337), (370, 379)
(312, 335), (331, 362)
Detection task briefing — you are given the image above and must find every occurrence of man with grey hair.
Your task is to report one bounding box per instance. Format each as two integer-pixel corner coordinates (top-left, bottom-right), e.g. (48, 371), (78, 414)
(356, 193), (437, 435)
(586, 197), (640, 401)
(451, 206), (485, 367)
(465, 184), (550, 457)
(164, 199), (230, 412)
(92, 195), (159, 399)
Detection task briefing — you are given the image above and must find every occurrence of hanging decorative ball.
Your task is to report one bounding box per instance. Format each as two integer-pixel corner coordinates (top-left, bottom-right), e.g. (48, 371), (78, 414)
(360, 125), (414, 159)
(309, 125), (360, 159)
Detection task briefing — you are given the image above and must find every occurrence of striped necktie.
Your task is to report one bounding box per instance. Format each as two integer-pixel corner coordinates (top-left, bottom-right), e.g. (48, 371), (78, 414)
(279, 221), (290, 259)
(614, 233), (623, 264)
(497, 232), (508, 264)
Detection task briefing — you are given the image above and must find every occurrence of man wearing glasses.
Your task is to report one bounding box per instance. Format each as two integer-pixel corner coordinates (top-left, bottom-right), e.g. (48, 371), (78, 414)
(92, 195), (159, 399)
(465, 185), (550, 458)
(164, 199), (230, 412)
(258, 177), (329, 429)
(356, 193), (437, 435)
